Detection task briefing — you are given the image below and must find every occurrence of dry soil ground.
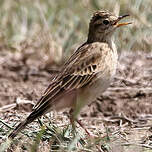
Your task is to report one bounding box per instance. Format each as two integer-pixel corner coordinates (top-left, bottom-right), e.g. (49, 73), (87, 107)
(0, 50), (152, 151)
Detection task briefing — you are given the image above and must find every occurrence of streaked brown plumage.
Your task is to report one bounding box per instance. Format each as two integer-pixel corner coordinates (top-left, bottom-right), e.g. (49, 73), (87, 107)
(8, 10), (131, 139)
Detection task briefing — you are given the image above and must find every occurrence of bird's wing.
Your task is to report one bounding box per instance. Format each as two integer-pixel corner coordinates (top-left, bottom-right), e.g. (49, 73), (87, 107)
(32, 42), (109, 114)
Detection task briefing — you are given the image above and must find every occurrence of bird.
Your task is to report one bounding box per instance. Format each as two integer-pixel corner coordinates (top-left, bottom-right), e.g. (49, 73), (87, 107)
(8, 10), (131, 139)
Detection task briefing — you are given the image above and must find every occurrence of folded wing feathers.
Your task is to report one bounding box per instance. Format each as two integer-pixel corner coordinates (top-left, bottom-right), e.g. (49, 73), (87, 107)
(33, 43), (103, 115)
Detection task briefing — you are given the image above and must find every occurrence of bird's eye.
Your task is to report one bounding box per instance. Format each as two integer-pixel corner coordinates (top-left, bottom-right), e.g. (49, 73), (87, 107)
(103, 20), (110, 25)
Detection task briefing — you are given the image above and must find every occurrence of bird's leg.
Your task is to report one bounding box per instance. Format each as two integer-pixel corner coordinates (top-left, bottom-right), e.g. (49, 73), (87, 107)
(76, 119), (90, 136)
(69, 109), (77, 137)
(69, 109), (90, 136)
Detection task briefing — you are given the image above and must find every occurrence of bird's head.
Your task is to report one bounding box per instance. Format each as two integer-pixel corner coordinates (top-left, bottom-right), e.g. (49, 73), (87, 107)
(87, 10), (131, 43)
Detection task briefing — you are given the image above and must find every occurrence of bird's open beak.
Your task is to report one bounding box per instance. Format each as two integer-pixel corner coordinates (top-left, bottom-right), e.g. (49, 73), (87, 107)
(115, 14), (132, 27)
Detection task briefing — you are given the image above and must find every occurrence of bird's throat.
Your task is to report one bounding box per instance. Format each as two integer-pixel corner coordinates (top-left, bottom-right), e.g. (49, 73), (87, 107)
(87, 30), (113, 44)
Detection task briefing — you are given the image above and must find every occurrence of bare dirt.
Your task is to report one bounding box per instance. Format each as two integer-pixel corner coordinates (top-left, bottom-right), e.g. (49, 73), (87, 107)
(0, 50), (152, 119)
(0, 50), (152, 152)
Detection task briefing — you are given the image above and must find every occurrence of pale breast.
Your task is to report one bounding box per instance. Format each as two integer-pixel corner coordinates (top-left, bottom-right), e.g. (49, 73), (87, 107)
(78, 72), (111, 106)
(110, 40), (118, 77)
(77, 42), (117, 105)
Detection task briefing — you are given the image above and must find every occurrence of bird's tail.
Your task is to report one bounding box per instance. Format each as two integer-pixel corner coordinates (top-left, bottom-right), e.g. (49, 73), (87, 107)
(8, 120), (28, 139)
(8, 113), (37, 139)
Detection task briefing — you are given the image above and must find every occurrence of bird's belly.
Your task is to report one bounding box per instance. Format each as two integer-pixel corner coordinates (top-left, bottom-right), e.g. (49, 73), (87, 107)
(78, 77), (111, 105)
(51, 90), (77, 111)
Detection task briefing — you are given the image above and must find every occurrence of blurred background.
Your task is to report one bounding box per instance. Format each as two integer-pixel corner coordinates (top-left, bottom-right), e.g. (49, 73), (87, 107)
(0, 1), (152, 151)
(0, 0), (152, 67)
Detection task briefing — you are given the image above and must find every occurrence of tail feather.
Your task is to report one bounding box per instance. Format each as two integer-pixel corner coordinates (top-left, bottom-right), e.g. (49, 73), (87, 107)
(8, 120), (28, 139)
(8, 112), (38, 139)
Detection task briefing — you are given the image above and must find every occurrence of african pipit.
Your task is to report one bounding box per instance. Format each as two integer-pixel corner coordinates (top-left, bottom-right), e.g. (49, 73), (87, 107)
(9, 10), (131, 138)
